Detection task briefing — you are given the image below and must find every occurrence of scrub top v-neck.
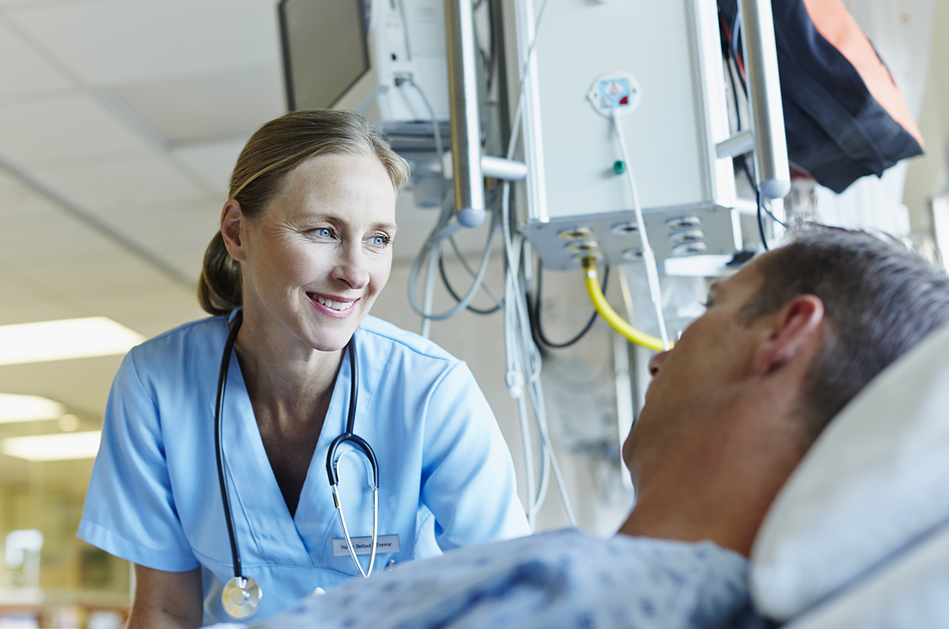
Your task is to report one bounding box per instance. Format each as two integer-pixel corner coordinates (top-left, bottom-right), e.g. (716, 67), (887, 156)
(79, 312), (530, 625)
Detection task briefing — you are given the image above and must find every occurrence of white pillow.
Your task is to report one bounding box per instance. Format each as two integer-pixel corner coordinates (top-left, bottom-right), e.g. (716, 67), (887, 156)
(750, 322), (949, 621)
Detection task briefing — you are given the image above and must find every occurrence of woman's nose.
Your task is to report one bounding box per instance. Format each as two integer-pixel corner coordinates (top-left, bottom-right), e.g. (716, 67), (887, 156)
(332, 246), (370, 290)
(648, 350), (671, 376)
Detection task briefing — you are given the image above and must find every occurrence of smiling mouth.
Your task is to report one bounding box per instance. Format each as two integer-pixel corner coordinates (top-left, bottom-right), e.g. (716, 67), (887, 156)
(309, 294), (356, 312)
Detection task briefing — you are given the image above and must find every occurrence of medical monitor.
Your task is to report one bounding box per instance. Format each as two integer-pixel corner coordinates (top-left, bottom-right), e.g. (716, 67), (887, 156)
(278, 0), (370, 111)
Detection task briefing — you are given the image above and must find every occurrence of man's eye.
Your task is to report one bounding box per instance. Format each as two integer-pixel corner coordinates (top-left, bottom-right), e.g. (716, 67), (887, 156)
(313, 228), (333, 238)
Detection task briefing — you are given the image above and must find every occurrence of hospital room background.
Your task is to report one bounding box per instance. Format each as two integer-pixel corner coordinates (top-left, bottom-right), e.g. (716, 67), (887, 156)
(0, 0), (947, 626)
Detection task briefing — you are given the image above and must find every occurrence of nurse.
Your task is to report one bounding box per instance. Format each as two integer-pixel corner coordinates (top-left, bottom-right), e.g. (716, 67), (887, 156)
(78, 110), (530, 628)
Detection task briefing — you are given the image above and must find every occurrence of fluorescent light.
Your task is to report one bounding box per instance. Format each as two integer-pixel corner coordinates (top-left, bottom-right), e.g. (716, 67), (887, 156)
(0, 394), (66, 423)
(0, 317), (145, 366)
(1, 431), (101, 461)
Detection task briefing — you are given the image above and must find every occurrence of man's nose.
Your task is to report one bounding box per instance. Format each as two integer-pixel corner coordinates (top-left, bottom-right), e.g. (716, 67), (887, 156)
(648, 350), (670, 376)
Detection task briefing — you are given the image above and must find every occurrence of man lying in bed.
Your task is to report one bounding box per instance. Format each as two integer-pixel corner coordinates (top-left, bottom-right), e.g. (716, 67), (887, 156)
(226, 227), (949, 629)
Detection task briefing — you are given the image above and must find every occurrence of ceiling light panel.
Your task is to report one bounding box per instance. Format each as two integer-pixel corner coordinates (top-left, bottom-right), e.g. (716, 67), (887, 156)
(0, 93), (154, 165)
(0, 393), (65, 423)
(0, 317), (145, 366)
(0, 19), (74, 98)
(6, 0), (280, 85)
(1, 431), (101, 461)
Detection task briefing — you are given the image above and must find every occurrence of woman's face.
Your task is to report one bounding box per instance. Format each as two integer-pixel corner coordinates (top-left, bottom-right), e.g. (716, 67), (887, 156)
(230, 152), (397, 356)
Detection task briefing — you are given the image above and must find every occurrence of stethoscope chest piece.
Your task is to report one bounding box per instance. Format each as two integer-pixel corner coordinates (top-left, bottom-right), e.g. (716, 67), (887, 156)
(222, 575), (262, 619)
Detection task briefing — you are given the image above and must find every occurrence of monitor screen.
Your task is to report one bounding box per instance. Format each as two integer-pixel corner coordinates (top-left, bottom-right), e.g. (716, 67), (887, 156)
(278, 0), (370, 111)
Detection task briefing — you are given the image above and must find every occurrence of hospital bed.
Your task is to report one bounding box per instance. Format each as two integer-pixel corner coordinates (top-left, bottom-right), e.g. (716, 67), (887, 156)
(751, 321), (949, 627)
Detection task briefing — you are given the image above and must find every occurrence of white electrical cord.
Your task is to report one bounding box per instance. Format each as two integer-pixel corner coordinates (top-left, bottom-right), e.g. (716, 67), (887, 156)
(609, 114), (670, 350)
(407, 203), (499, 321)
(501, 181), (576, 528)
(496, 0), (580, 529)
(402, 77), (500, 329)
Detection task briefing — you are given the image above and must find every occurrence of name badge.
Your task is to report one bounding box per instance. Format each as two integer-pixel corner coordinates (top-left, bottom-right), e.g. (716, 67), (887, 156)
(331, 534), (400, 557)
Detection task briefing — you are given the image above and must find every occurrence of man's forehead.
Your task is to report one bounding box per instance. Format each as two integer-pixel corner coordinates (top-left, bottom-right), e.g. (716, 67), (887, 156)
(711, 257), (766, 299)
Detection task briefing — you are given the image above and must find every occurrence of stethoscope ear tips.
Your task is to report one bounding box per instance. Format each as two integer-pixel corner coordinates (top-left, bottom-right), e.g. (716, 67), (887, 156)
(222, 575), (263, 619)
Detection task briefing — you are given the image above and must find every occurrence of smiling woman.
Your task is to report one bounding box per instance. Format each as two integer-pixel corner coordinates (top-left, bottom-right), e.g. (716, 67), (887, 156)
(77, 110), (530, 628)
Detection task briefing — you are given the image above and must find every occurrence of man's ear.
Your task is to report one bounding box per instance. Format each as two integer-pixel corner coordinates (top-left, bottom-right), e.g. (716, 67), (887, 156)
(220, 200), (248, 262)
(753, 295), (825, 374)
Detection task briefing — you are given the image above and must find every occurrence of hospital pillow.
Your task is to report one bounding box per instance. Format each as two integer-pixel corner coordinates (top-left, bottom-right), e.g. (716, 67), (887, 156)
(750, 322), (949, 621)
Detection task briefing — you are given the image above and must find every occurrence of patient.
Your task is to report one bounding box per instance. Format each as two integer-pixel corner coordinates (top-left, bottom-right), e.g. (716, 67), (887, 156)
(234, 227), (949, 629)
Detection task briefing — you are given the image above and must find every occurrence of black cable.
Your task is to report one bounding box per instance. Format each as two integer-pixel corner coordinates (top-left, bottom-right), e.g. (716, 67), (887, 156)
(529, 263), (609, 349)
(739, 156), (786, 227)
(438, 242), (501, 315)
(215, 310), (244, 579)
(755, 172), (769, 251)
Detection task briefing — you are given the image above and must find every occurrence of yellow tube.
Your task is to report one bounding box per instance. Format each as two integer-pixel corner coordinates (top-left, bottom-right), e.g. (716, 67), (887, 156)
(582, 257), (671, 352)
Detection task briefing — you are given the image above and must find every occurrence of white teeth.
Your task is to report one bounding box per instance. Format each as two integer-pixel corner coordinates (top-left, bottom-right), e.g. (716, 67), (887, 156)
(315, 295), (354, 311)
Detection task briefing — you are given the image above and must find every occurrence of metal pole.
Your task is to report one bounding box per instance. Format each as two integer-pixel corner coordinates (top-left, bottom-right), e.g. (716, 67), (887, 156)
(740, 0), (790, 200)
(445, 0), (486, 227)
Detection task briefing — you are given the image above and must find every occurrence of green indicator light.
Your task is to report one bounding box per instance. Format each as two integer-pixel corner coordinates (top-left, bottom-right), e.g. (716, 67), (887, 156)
(613, 160), (626, 175)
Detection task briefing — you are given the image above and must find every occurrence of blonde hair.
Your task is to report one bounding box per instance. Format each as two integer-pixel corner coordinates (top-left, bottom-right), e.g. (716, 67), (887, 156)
(198, 110), (411, 316)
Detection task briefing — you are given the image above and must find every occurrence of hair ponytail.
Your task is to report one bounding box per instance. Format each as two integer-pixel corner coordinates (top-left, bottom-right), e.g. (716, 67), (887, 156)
(198, 231), (242, 316)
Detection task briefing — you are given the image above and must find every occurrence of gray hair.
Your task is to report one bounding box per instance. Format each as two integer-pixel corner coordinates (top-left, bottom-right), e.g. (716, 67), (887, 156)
(741, 225), (949, 446)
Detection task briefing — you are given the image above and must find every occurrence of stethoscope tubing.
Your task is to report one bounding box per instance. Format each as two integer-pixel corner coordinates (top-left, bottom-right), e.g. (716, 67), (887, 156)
(215, 309), (245, 579)
(327, 339), (380, 578)
(214, 310), (380, 618)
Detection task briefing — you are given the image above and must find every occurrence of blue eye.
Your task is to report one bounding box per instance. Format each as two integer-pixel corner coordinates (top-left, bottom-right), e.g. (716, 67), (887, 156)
(370, 234), (391, 247)
(313, 227), (333, 238)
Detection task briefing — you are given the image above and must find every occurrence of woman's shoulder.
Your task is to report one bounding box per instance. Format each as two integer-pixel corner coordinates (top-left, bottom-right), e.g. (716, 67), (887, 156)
(358, 316), (458, 364)
(127, 314), (229, 368)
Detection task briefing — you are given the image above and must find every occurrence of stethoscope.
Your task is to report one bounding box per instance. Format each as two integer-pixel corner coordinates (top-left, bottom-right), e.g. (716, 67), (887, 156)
(214, 309), (380, 619)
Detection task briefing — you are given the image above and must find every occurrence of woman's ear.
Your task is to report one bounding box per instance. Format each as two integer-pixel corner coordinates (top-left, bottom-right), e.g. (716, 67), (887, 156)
(220, 200), (247, 262)
(753, 295), (825, 374)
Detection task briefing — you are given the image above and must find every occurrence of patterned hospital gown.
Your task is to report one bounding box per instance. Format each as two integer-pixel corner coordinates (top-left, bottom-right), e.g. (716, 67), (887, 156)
(216, 529), (764, 629)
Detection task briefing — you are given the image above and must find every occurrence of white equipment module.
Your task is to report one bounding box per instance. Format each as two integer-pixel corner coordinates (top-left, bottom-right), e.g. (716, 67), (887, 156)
(515, 0), (741, 269)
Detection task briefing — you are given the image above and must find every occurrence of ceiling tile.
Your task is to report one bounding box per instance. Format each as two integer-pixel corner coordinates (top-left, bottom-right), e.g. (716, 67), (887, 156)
(0, 170), (63, 224)
(33, 151), (213, 213)
(6, 0), (281, 85)
(14, 252), (178, 294)
(0, 298), (83, 327)
(112, 69), (285, 143)
(83, 291), (206, 333)
(171, 137), (247, 197)
(0, 17), (74, 98)
(104, 200), (220, 248)
(0, 208), (128, 263)
(0, 92), (154, 165)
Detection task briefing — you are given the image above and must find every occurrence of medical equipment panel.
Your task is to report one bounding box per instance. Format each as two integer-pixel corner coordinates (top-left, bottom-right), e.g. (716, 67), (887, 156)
(516, 0), (740, 270)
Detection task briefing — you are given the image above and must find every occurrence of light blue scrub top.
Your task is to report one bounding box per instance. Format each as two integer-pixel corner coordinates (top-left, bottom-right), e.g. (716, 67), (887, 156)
(78, 313), (530, 625)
